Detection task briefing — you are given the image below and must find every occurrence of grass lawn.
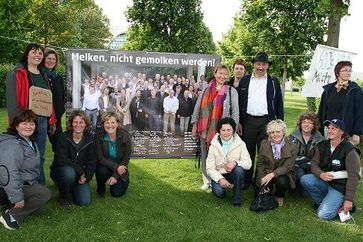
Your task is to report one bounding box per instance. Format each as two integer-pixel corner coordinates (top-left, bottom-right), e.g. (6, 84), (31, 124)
(1, 92), (363, 241)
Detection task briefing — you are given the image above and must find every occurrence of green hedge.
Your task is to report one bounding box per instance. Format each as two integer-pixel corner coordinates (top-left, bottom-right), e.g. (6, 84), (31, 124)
(0, 63), (14, 108)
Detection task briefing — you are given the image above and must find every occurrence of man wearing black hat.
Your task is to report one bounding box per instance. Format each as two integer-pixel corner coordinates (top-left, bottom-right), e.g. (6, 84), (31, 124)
(237, 52), (284, 188)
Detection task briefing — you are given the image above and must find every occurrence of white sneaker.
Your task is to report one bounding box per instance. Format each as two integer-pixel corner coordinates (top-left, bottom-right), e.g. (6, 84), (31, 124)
(200, 183), (210, 191)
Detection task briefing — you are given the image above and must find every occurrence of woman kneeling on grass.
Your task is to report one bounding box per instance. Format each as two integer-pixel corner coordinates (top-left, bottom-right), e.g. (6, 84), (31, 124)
(206, 117), (252, 207)
(300, 119), (360, 220)
(255, 119), (296, 207)
(96, 112), (132, 198)
(0, 109), (51, 230)
(50, 110), (97, 207)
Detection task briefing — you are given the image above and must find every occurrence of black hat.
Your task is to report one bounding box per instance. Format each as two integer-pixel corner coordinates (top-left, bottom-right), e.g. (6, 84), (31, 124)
(251, 52), (272, 65)
(323, 119), (346, 133)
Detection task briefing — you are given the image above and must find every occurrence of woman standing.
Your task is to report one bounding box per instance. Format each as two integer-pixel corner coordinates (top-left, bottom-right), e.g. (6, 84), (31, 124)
(50, 110), (97, 207)
(206, 118), (251, 206)
(44, 49), (66, 156)
(96, 112), (132, 197)
(191, 64), (239, 190)
(300, 119), (360, 220)
(6, 43), (57, 185)
(318, 61), (363, 145)
(0, 109), (51, 230)
(255, 120), (296, 206)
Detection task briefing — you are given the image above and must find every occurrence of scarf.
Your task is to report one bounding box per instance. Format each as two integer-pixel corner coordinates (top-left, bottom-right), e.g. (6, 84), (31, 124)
(197, 80), (226, 146)
(335, 80), (349, 92)
(271, 138), (286, 160)
(45, 68), (57, 79)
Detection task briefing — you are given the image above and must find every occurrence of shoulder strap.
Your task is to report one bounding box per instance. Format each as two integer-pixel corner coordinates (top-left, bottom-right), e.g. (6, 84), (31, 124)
(229, 86), (232, 116)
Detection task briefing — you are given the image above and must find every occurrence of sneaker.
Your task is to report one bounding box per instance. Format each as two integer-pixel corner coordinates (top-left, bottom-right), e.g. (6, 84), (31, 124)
(0, 210), (19, 230)
(200, 183), (210, 191)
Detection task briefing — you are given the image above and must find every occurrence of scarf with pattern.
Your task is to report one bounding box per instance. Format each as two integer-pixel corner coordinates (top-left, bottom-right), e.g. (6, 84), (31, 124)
(197, 80), (226, 146)
(335, 80), (349, 92)
(271, 138), (286, 160)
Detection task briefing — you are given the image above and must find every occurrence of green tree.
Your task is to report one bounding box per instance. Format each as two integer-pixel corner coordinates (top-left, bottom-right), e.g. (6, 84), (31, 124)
(218, 0), (327, 86)
(124, 0), (216, 54)
(0, 0), (111, 64)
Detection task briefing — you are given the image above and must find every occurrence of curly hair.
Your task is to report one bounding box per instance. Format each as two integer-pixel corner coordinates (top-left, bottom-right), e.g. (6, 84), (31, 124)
(296, 111), (320, 132)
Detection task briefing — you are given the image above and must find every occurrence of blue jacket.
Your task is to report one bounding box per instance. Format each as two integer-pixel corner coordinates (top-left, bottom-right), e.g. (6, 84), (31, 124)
(318, 81), (363, 136)
(237, 74), (284, 125)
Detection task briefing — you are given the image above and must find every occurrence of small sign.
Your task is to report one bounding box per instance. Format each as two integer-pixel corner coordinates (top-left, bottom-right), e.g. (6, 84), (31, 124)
(28, 86), (53, 117)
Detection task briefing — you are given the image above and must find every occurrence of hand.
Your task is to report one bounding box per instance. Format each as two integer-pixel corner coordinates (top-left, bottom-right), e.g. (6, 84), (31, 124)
(261, 173), (275, 186)
(79, 174), (86, 184)
(145, 114), (148, 118)
(343, 200), (353, 214)
(237, 124), (243, 136)
(14, 200), (25, 208)
(320, 172), (334, 182)
(219, 178), (232, 188)
(177, 114), (180, 118)
(117, 165), (127, 175)
(48, 124), (56, 135)
(107, 177), (117, 186)
(138, 109), (142, 113)
(191, 124), (198, 138)
(224, 161), (237, 173)
(351, 134), (360, 146)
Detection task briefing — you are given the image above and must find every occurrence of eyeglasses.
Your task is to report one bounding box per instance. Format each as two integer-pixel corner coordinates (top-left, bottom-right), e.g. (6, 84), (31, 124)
(339, 69), (352, 73)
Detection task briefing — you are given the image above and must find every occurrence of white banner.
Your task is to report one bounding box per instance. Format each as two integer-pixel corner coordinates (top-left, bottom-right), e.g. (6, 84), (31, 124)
(301, 44), (356, 97)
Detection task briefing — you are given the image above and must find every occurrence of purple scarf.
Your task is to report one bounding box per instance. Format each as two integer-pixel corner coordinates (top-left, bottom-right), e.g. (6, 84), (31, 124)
(271, 139), (286, 160)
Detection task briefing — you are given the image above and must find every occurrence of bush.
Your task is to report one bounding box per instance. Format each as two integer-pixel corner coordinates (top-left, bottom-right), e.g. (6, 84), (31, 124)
(0, 63), (14, 108)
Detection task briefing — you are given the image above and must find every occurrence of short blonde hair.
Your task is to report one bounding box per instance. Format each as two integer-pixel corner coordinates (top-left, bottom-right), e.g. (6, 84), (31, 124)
(100, 111), (120, 129)
(266, 119), (287, 137)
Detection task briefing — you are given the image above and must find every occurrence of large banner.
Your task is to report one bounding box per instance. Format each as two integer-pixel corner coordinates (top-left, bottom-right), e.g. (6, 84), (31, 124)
(301, 44), (356, 97)
(66, 48), (221, 158)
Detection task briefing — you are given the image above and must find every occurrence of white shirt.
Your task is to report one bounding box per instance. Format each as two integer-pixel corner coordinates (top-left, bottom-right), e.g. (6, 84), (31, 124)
(82, 93), (100, 110)
(247, 73), (268, 116)
(163, 96), (179, 113)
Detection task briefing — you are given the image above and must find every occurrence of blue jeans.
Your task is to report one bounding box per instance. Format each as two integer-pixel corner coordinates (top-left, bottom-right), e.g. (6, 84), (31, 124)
(295, 167), (309, 196)
(148, 113), (160, 131)
(85, 109), (98, 130)
(95, 165), (129, 197)
(300, 174), (344, 220)
(50, 166), (92, 206)
(36, 116), (48, 185)
(211, 166), (245, 204)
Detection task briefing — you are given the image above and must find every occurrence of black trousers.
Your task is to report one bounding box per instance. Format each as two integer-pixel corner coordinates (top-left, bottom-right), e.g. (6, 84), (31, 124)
(242, 115), (269, 185)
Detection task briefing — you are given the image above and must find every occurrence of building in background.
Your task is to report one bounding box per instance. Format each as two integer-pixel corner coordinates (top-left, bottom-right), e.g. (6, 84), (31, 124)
(109, 33), (127, 49)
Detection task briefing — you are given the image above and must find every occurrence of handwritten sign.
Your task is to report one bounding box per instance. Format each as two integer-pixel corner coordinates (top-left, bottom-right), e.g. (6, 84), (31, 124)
(301, 44), (356, 97)
(29, 86), (53, 117)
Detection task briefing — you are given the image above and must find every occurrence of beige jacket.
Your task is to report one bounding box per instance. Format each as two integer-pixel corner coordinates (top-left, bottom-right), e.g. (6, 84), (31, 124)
(206, 133), (252, 182)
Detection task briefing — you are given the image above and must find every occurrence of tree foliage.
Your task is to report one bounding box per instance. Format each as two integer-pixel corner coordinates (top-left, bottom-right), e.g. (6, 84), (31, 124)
(218, 0), (328, 80)
(124, 0), (216, 54)
(0, 0), (111, 63)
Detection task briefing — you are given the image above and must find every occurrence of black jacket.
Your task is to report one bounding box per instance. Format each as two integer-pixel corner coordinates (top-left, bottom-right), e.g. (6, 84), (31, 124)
(318, 81), (363, 136)
(177, 96), (193, 117)
(96, 128), (132, 181)
(49, 73), (65, 121)
(237, 74), (284, 125)
(51, 130), (97, 182)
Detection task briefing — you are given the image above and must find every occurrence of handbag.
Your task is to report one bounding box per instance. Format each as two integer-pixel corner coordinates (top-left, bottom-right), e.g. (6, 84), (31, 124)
(250, 186), (278, 212)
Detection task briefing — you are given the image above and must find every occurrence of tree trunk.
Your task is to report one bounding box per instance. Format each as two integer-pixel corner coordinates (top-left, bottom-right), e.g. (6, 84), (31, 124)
(326, 0), (344, 48)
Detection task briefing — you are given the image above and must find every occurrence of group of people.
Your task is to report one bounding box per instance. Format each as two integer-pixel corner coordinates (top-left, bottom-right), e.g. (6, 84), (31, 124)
(81, 69), (205, 134)
(192, 52), (362, 220)
(0, 43), (362, 231)
(0, 44), (132, 230)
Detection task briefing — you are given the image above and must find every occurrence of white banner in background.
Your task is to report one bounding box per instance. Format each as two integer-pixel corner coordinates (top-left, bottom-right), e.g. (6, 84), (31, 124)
(301, 44), (356, 97)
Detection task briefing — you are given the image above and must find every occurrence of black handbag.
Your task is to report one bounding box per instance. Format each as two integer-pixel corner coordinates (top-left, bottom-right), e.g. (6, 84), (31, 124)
(250, 186), (278, 212)
(296, 156), (311, 172)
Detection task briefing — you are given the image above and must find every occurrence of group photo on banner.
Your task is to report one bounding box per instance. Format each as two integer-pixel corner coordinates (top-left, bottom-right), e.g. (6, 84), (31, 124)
(66, 49), (222, 158)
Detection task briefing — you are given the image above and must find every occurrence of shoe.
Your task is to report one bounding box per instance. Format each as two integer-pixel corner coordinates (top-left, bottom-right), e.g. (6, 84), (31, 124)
(277, 197), (284, 207)
(241, 183), (250, 190)
(97, 188), (105, 198)
(58, 198), (73, 208)
(200, 183), (210, 191)
(0, 210), (19, 230)
(233, 203), (241, 207)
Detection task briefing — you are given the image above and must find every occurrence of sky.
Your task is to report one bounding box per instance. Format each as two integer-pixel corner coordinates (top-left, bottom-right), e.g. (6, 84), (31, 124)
(95, 0), (363, 72)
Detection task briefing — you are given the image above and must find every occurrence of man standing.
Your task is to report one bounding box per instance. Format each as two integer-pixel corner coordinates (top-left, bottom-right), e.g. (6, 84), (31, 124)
(237, 52), (284, 187)
(163, 89), (179, 134)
